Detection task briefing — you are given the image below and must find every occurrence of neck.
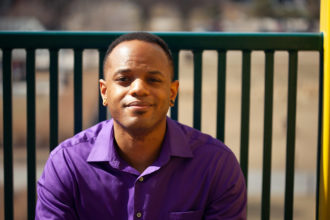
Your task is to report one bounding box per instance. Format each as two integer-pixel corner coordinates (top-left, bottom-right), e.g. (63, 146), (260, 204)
(113, 119), (167, 173)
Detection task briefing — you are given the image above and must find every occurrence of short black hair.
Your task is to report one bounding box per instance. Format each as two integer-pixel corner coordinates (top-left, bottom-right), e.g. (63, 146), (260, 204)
(103, 32), (174, 80)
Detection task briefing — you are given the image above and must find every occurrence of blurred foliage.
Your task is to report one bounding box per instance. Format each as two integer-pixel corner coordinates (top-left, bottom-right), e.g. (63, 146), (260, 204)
(252, 0), (276, 17)
(128, 0), (221, 30)
(2, 0), (76, 29)
(252, 0), (319, 20)
(306, 0), (320, 20)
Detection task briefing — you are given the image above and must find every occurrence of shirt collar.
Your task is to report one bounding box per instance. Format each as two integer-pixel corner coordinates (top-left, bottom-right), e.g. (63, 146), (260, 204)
(86, 120), (117, 163)
(164, 117), (193, 158)
(86, 117), (193, 165)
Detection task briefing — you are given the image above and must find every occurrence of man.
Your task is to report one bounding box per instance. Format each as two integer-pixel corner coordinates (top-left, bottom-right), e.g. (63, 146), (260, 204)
(36, 32), (246, 219)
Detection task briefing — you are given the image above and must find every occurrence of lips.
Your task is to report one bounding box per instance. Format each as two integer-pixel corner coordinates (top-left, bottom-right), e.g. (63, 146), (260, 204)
(124, 101), (153, 110)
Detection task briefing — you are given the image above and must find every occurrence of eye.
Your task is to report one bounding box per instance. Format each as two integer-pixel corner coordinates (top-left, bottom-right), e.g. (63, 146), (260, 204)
(115, 76), (132, 83)
(148, 77), (162, 83)
(116, 76), (129, 82)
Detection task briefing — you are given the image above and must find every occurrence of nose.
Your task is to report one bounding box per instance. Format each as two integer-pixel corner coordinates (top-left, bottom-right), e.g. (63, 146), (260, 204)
(128, 79), (149, 97)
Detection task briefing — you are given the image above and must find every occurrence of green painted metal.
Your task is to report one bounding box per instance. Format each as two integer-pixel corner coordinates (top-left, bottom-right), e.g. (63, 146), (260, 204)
(50, 49), (59, 151)
(316, 51), (324, 220)
(0, 32), (324, 220)
(74, 49), (83, 134)
(0, 32), (323, 51)
(170, 50), (179, 121)
(3, 48), (13, 220)
(216, 50), (226, 142)
(261, 51), (275, 220)
(98, 49), (107, 122)
(26, 49), (36, 220)
(284, 51), (298, 220)
(193, 50), (202, 130)
(240, 50), (251, 184)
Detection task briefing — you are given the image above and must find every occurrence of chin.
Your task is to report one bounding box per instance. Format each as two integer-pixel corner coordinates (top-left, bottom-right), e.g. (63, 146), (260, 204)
(122, 122), (153, 135)
(119, 115), (165, 133)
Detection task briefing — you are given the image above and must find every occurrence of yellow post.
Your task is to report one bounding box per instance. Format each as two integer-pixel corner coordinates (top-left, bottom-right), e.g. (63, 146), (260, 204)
(320, 0), (330, 219)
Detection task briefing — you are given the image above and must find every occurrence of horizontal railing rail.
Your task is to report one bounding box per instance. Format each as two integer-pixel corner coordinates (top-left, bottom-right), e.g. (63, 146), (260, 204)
(0, 32), (323, 50)
(0, 31), (323, 220)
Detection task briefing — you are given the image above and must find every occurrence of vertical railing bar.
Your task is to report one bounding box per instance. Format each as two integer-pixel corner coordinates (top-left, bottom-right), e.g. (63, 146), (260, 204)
(170, 50), (179, 121)
(240, 50), (251, 184)
(261, 50), (275, 220)
(316, 50), (324, 220)
(49, 49), (59, 151)
(216, 50), (226, 142)
(98, 49), (107, 122)
(284, 50), (298, 220)
(26, 48), (36, 220)
(3, 48), (14, 220)
(74, 49), (83, 134)
(193, 50), (202, 130)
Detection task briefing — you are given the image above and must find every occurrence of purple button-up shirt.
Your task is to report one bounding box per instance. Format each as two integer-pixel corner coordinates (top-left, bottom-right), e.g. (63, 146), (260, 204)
(36, 118), (246, 220)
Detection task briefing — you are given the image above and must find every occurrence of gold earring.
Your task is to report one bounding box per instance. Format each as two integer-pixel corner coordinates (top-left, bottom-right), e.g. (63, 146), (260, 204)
(103, 97), (107, 106)
(170, 100), (175, 107)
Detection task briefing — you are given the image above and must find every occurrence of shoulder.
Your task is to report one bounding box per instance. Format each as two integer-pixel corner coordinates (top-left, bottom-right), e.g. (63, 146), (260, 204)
(169, 118), (234, 160)
(38, 120), (113, 187)
(50, 120), (112, 160)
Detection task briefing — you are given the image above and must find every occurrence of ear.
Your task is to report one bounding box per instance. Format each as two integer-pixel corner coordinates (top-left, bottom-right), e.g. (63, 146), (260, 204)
(99, 79), (108, 106)
(170, 80), (179, 104)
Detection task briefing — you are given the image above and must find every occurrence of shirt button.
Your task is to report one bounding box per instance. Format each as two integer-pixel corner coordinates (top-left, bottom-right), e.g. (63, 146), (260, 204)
(138, 177), (144, 182)
(136, 212), (142, 218)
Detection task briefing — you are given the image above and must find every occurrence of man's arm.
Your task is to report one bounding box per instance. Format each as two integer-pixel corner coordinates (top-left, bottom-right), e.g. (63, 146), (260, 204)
(35, 150), (78, 220)
(205, 152), (247, 220)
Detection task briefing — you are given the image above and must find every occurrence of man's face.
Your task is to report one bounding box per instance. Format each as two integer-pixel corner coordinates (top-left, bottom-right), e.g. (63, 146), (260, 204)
(100, 40), (179, 134)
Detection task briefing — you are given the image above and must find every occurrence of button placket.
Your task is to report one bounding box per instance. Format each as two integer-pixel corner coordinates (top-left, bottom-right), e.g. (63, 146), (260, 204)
(134, 176), (145, 219)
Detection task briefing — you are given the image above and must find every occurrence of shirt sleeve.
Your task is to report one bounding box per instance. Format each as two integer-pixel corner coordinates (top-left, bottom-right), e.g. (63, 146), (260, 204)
(204, 152), (247, 220)
(35, 149), (78, 220)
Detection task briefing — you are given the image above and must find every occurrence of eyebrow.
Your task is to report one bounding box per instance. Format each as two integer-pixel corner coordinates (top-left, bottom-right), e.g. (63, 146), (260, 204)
(147, 70), (164, 76)
(113, 69), (165, 77)
(113, 69), (131, 76)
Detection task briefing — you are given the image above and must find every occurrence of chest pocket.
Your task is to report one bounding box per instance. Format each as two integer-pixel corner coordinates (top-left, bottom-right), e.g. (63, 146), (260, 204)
(169, 210), (203, 220)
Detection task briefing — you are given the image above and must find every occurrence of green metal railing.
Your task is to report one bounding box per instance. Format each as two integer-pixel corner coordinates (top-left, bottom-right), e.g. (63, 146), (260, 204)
(0, 32), (324, 220)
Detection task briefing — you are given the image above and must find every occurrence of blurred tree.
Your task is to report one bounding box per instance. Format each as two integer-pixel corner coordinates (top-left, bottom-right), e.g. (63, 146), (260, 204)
(252, 0), (275, 17)
(130, 0), (155, 30)
(40, 0), (76, 29)
(208, 0), (223, 31)
(172, 0), (192, 30)
(306, 0), (320, 31)
(0, 0), (13, 14)
(252, 0), (318, 32)
(129, 0), (222, 31)
(169, 0), (222, 30)
(5, 0), (76, 29)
